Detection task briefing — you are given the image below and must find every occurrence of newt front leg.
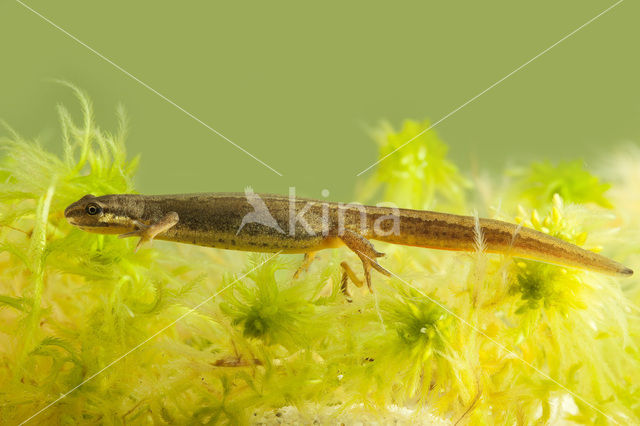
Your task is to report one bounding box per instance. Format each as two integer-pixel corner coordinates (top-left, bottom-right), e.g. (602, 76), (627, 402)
(118, 211), (180, 252)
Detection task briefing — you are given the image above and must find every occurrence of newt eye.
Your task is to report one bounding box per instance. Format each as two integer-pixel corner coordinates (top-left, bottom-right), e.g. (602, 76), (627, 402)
(85, 203), (102, 215)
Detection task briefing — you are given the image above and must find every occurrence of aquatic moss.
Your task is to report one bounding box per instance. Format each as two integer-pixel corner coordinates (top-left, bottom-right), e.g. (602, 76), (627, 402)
(357, 119), (471, 212)
(0, 88), (639, 424)
(510, 160), (613, 209)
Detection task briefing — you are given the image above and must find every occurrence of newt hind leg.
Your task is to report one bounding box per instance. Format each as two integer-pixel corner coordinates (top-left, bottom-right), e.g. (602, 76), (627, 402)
(339, 229), (391, 298)
(293, 252), (317, 279)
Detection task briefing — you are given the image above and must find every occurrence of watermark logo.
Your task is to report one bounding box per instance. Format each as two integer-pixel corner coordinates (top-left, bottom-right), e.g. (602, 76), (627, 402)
(236, 187), (401, 238)
(236, 186), (285, 235)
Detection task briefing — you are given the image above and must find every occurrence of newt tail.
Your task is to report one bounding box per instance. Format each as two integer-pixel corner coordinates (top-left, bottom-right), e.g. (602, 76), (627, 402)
(364, 208), (633, 277)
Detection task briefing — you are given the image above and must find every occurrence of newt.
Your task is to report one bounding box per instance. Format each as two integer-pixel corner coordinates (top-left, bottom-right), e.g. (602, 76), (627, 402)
(64, 192), (633, 297)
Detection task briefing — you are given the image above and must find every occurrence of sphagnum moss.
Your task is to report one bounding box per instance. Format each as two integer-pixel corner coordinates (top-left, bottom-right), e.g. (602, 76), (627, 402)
(0, 93), (639, 425)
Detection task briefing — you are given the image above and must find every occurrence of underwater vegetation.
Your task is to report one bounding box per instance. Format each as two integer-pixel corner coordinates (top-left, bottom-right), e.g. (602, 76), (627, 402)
(0, 87), (639, 425)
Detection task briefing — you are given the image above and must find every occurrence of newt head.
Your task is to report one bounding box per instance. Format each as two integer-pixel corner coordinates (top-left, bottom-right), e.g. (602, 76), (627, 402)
(64, 193), (142, 235)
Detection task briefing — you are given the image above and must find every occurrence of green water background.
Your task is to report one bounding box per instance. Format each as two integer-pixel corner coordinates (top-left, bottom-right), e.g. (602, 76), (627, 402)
(1, 0), (638, 202)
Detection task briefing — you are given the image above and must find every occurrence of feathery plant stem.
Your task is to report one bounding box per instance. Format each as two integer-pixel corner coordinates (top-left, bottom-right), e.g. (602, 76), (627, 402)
(19, 183), (56, 366)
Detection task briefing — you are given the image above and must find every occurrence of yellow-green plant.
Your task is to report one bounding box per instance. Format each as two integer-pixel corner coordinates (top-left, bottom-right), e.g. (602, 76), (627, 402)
(357, 119), (471, 212)
(509, 160), (613, 209)
(0, 88), (638, 424)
